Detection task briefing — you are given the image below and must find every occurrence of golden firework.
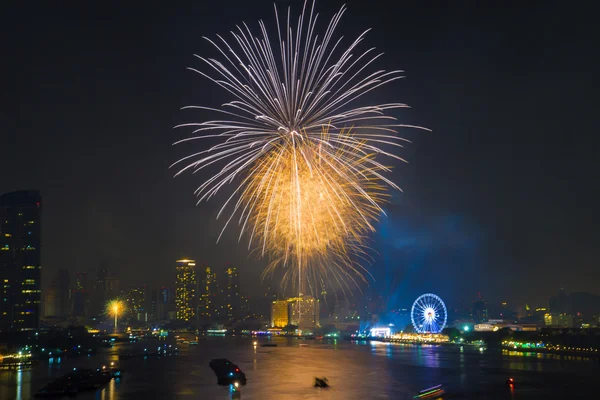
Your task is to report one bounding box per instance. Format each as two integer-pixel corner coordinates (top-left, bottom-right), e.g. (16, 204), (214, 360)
(241, 130), (390, 293)
(106, 299), (125, 332)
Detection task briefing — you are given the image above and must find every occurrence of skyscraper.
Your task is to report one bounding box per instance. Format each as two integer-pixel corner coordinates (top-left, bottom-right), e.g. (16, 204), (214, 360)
(125, 284), (146, 320)
(224, 265), (240, 320)
(157, 286), (171, 320)
(0, 190), (42, 331)
(289, 295), (320, 329)
(148, 289), (157, 321)
(175, 259), (196, 321)
(44, 268), (70, 317)
(72, 272), (89, 317)
(198, 265), (218, 319)
(271, 300), (290, 327)
(472, 293), (488, 323)
(91, 268), (120, 317)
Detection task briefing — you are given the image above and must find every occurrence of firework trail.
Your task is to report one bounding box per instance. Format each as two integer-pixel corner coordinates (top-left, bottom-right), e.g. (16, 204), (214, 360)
(173, 0), (427, 293)
(245, 130), (390, 294)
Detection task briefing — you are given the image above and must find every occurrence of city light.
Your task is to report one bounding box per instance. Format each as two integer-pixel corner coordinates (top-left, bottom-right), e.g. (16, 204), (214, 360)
(389, 333), (450, 344)
(370, 327), (391, 338)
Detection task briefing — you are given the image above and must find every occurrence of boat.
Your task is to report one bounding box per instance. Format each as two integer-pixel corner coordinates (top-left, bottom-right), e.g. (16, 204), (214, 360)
(209, 359), (247, 386)
(34, 380), (78, 398)
(261, 343), (278, 347)
(314, 377), (329, 388)
(414, 384), (444, 399)
(299, 344), (309, 347)
(35, 364), (122, 398)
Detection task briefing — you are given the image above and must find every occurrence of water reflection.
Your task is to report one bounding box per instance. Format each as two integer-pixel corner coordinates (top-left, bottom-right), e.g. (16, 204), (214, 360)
(15, 370), (21, 400)
(1, 338), (599, 399)
(99, 376), (116, 400)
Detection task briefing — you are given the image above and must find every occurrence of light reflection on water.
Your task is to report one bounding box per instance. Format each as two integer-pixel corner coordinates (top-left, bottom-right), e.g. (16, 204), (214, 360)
(0, 337), (598, 399)
(15, 370), (21, 400)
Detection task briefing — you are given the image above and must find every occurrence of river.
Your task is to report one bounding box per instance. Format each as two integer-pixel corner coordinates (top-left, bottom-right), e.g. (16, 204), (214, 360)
(1, 336), (598, 399)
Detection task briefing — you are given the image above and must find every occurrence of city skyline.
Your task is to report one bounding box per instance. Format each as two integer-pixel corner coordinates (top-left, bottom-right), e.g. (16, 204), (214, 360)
(1, 1), (599, 398)
(1, 1), (598, 309)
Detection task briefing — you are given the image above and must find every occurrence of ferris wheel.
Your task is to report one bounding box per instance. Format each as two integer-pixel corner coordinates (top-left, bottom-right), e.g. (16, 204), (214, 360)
(411, 293), (447, 333)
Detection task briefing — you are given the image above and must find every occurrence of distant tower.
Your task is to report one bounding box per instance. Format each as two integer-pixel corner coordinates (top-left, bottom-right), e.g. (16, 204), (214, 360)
(472, 293), (488, 323)
(289, 295), (320, 329)
(270, 300), (290, 327)
(125, 284), (146, 320)
(0, 190), (42, 331)
(175, 259), (196, 321)
(72, 272), (89, 317)
(224, 265), (240, 320)
(198, 265), (218, 319)
(157, 286), (170, 320)
(45, 268), (70, 317)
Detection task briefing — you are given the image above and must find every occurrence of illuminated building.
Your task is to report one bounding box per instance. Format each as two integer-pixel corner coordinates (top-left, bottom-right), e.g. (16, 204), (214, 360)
(289, 295), (320, 329)
(198, 266), (218, 318)
(240, 295), (251, 319)
(544, 313), (573, 328)
(0, 190), (42, 331)
(125, 284), (146, 320)
(175, 259), (196, 321)
(388, 332), (450, 343)
(370, 327), (391, 337)
(224, 265), (240, 320)
(44, 268), (70, 317)
(474, 323), (496, 332)
(270, 300), (290, 327)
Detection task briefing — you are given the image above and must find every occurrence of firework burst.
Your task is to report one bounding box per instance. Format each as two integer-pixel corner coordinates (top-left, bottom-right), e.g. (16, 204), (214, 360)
(173, 0), (427, 293)
(245, 129), (390, 294)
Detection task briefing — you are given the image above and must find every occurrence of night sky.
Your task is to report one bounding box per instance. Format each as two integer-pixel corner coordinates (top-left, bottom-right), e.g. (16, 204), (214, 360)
(2, 1), (598, 309)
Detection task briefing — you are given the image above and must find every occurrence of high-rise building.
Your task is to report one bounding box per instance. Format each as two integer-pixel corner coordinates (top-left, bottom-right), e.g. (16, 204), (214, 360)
(0, 190), (42, 331)
(105, 274), (120, 300)
(224, 265), (240, 320)
(549, 287), (569, 314)
(240, 295), (251, 319)
(289, 295), (320, 329)
(271, 300), (290, 327)
(91, 268), (120, 317)
(157, 286), (171, 320)
(44, 268), (70, 317)
(175, 259), (196, 321)
(148, 289), (157, 321)
(544, 313), (574, 328)
(198, 266), (218, 319)
(125, 284), (146, 319)
(72, 272), (89, 317)
(472, 293), (488, 323)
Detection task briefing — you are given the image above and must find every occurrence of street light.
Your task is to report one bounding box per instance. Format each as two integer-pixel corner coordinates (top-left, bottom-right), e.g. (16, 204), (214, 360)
(106, 299), (125, 332)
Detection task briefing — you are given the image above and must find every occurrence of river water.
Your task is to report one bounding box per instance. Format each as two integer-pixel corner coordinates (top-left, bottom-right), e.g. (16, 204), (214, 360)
(1, 336), (598, 399)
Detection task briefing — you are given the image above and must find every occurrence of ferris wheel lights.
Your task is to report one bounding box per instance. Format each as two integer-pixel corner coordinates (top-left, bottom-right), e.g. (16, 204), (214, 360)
(411, 293), (447, 334)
